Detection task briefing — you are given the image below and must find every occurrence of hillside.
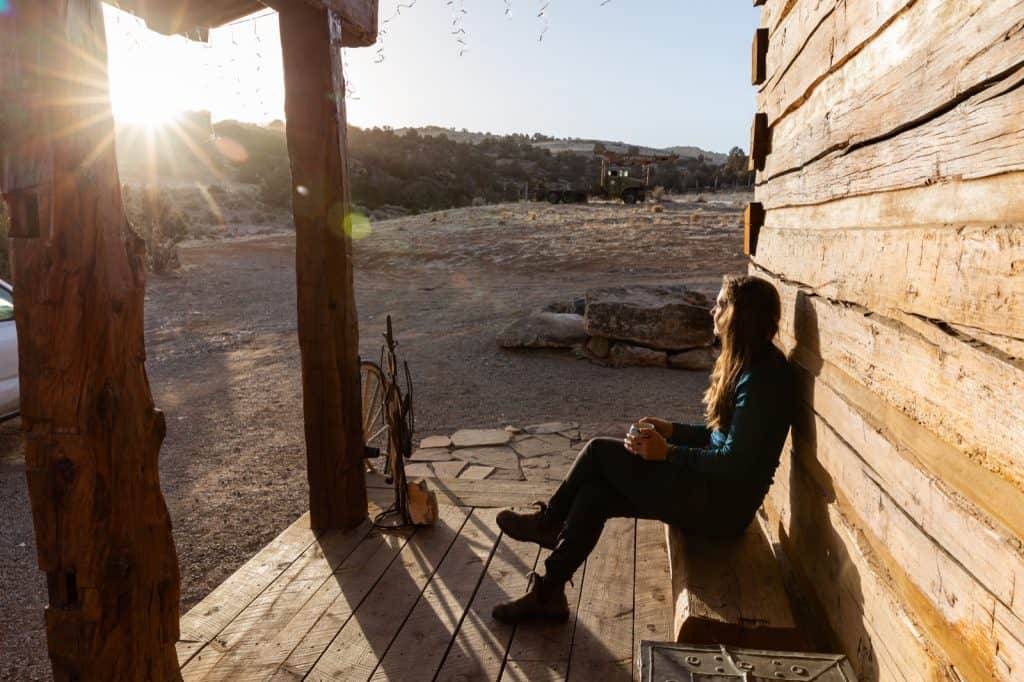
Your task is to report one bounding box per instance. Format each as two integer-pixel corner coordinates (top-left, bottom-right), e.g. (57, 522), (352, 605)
(114, 115), (750, 216)
(395, 125), (728, 164)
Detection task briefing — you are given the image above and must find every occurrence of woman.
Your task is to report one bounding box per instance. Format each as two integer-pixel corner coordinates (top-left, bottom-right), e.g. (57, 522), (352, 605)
(492, 274), (794, 624)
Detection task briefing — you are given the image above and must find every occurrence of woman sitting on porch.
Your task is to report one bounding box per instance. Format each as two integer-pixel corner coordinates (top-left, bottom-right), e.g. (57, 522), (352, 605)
(492, 274), (794, 624)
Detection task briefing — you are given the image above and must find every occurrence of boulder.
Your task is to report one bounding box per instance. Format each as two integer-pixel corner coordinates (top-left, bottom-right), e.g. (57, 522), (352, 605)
(498, 312), (588, 349)
(609, 343), (667, 368)
(668, 346), (718, 371)
(584, 285), (713, 351)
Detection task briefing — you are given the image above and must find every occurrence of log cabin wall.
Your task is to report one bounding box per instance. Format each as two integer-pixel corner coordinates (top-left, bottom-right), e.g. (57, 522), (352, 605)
(750, 1), (1024, 680)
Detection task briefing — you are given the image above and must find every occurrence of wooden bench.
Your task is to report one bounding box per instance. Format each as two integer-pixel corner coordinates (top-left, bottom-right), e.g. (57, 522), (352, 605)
(664, 520), (804, 649)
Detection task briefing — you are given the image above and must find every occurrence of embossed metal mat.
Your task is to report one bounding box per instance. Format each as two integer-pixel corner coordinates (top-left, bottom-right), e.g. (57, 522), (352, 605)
(638, 642), (857, 681)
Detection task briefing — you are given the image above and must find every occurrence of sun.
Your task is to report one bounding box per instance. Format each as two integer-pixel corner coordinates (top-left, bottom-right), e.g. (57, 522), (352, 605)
(109, 64), (188, 129)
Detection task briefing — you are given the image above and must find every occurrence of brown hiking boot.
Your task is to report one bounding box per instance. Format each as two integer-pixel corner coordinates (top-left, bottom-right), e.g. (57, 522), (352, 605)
(496, 501), (561, 550)
(492, 573), (569, 624)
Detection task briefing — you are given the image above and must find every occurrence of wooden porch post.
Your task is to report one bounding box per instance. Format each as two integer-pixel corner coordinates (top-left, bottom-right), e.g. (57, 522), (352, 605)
(279, 3), (367, 529)
(0, 2), (181, 680)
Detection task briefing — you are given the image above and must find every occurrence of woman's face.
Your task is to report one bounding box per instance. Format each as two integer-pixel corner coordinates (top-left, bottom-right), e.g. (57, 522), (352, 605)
(711, 287), (727, 337)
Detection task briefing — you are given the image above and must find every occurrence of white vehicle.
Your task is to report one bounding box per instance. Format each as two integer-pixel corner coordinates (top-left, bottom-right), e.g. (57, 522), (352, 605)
(0, 279), (18, 419)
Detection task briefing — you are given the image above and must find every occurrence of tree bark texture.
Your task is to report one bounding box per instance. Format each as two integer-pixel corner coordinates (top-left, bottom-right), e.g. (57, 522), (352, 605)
(279, 3), (367, 529)
(0, 1), (181, 680)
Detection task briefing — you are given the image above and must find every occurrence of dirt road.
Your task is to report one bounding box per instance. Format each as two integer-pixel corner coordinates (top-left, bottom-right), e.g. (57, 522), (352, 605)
(0, 196), (747, 679)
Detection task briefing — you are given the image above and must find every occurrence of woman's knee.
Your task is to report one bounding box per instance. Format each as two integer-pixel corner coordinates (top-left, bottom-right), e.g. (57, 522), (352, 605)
(577, 436), (632, 472)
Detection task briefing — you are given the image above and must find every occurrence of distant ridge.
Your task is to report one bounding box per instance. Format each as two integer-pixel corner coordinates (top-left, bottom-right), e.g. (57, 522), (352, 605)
(393, 126), (729, 164)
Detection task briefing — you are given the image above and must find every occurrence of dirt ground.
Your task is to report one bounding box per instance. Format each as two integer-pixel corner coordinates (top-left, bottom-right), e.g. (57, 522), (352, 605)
(0, 194), (748, 680)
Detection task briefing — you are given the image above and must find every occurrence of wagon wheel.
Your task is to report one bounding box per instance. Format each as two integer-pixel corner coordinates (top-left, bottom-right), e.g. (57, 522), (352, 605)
(360, 361), (388, 472)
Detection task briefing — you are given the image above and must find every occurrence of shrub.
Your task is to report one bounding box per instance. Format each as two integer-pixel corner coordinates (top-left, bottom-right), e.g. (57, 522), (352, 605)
(124, 186), (190, 274)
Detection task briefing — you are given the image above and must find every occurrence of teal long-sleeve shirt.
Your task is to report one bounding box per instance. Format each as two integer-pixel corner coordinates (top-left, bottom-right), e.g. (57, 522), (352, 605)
(666, 343), (794, 482)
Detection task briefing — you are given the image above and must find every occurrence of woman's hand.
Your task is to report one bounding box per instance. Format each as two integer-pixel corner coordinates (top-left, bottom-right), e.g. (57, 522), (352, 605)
(638, 416), (672, 440)
(625, 425), (669, 461)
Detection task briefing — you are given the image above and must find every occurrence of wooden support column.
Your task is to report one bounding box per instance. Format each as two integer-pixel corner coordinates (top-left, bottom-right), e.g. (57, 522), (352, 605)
(279, 2), (366, 529)
(0, 2), (181, 679)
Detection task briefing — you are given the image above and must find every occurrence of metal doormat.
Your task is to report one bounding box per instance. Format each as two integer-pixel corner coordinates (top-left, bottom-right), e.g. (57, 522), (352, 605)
(638, 641), (857, 681)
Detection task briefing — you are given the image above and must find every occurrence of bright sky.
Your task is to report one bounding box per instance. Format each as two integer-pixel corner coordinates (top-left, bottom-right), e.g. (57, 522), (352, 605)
(104, 1), (760, 152)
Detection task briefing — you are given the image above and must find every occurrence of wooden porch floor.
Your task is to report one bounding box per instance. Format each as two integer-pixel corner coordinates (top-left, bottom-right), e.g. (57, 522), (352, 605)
(175, 477), (673, 681)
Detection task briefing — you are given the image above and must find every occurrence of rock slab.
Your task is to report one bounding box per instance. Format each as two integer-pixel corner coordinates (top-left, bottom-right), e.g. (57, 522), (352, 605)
(419, 435), (452, 449)
(584, 285), (713, 350)
(451, 429), (512, 448)
(411, 448), (454, 462)
(609, 343), (667, 368)
(452, 446), (521, 471)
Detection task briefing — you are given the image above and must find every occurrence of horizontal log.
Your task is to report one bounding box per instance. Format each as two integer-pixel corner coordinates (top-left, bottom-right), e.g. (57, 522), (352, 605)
(665, 522), (800, 649)
(758, 269), (1024, 491)
(757, 67), (1024, 207)
(788, 380), (1022, 678)
(758, 0), (795, 35)
(764, 0), (1024, 179)
(761, 443), (949, 680)
(752, 221), (1024, 340)
(759, 0), (910, 123)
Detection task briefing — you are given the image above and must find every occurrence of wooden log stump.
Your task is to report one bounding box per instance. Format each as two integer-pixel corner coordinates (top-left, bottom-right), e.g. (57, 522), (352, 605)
(279, 2), (367, 529)
(665, 522), (802, 650)
(1, 2), (181, 679)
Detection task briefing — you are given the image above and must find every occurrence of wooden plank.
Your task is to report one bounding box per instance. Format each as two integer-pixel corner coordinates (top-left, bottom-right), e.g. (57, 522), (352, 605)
(759, 269), (1024, 490)
(758, 68), (1024, 208)
(435, 534), (541, 681)
(368, 474), (558, 509)
(280, 1), (367, 530)
(632, 520), (672, 682)
(369, 509), (502, 680)
(762, 441), (952, 680)
(764, 0), (1024, 178)
(665, 524), (799, 649)
(2, 3), (182, 679)
(751, 173), (1024, 339)
(177, 514), (317, 667)
(568, 518), (635, 681)
(754, 223), (1024, 340)
(269, 527), (414, 679)
(181, 521), (372, 680)
(751, 27), (769, 86)
(759, 0), (911, 122)
(501, 549), (586, 681)
(305, 504), (471, 679)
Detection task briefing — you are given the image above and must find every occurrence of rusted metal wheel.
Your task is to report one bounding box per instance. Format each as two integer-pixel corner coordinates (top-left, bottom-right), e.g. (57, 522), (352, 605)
(360, 360), (388, 471)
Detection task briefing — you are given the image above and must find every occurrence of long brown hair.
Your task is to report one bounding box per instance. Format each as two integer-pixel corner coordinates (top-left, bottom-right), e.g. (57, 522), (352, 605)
(703, 275), (781, 431)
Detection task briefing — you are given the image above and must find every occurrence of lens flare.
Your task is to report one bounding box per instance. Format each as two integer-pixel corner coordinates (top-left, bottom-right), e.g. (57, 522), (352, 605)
(344, 212), (372, 240)
(213, 136), (248, 164)
(0, 1), (11, 14)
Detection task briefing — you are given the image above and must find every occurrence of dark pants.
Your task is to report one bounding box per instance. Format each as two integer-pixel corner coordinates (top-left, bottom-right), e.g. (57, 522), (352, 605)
(543, 437), (760, 584)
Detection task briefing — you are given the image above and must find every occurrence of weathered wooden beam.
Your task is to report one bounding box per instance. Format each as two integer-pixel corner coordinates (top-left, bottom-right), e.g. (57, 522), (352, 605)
(0, 2), (181, 680)
(763, 0), (1024, 180)
(743, 202), (764, 256)
(751, 175), (1024, 340)
(747, 113), (769, 172)
(772, 268), (1024, 487)
(114, 0), (378, 47)
(758, 67), (1024, 207)
(759, 0), (911, 121)
(751, 27), (768, 86)
(279, 2), (367, 530)
(263, 0), (379, 47)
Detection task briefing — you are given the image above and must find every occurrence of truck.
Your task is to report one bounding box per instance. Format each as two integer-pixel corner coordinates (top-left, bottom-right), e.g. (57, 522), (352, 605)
(537, 151), (678, 205)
